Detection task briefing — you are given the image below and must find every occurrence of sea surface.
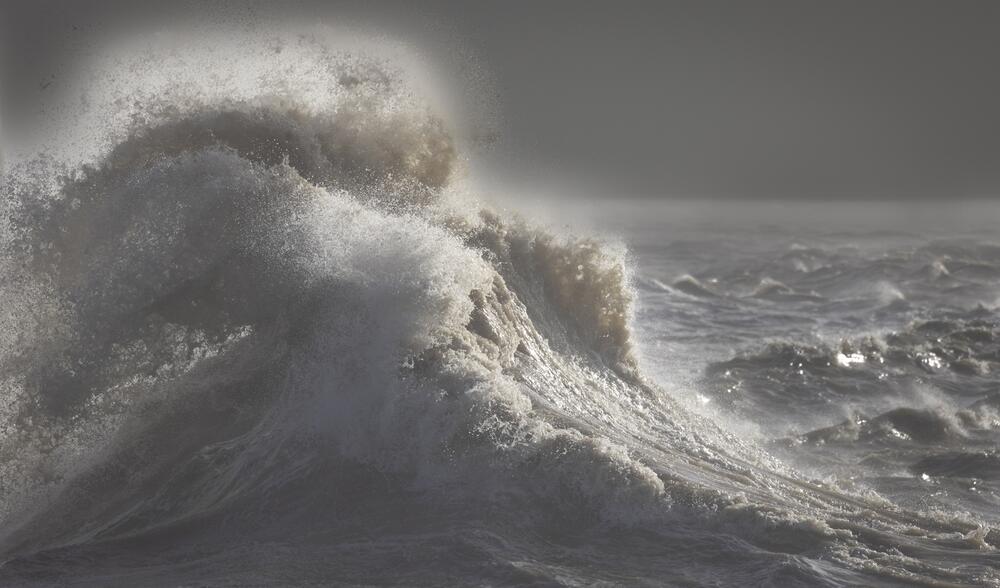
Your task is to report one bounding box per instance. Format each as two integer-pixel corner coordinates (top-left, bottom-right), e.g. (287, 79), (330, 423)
(2, 28), (1000, 587)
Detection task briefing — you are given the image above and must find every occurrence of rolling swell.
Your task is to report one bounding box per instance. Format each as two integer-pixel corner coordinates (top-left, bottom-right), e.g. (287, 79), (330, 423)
(0, 29), (998, 586)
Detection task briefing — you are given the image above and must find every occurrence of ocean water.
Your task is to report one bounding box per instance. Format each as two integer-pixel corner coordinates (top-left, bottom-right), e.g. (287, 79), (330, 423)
(2, 29), (1000, 587)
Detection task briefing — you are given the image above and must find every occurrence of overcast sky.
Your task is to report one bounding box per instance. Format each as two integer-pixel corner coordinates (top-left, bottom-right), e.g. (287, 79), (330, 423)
(2, 0), (999, 199)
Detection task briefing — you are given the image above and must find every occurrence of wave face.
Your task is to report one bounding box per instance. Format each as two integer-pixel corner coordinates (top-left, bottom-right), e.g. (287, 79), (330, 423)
(1, 29), (999, 587)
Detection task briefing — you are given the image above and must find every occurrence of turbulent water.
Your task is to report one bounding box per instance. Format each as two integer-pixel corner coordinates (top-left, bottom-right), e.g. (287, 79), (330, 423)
(1, 29), (1000, 587)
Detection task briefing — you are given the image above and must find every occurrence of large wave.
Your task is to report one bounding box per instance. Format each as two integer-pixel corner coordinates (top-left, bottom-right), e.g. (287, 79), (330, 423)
(1, 28), (997, 586)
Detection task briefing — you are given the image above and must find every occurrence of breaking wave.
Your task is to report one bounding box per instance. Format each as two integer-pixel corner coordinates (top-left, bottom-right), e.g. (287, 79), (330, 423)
(1, 27), (998, 587)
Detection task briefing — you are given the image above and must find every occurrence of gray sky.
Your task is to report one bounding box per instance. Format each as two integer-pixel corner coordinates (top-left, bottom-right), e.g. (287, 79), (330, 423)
(2, 0), (999, 199)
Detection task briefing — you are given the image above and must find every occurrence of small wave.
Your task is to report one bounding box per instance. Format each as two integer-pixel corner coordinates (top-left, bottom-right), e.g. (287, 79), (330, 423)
(748, 277), (824, 302)
(910, 451), (1000, 480)
(793, 407), (964, 446)
(670, 274), (721, 298)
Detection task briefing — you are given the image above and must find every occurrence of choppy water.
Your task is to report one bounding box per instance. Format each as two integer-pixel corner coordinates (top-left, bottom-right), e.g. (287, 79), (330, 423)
(623, 208), (1000, 529)
(1, 27), (1000, 587)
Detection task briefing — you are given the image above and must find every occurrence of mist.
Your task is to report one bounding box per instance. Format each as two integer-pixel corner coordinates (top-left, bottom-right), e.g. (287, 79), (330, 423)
(4, 0), (1000, 199)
